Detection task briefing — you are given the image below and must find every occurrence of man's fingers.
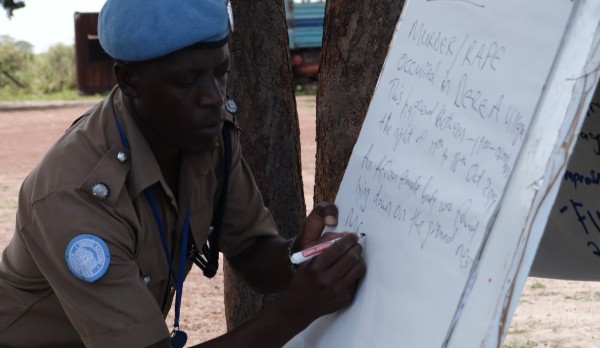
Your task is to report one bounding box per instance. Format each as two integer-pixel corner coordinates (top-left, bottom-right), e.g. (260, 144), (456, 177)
(333, 246), (366, 289)
(288, 233), (366, 318)
(302, 202), (339, 240)
(300, 234), (365, 304)
(327, 242), (363, 276)
(307, 233), (359, 270)
(307, 202), (338, 228)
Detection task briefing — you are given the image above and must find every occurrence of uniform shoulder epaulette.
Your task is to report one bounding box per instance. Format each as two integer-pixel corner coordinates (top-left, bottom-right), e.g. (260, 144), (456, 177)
(80, 145), (131, 207)
(224, 98), (241, 131)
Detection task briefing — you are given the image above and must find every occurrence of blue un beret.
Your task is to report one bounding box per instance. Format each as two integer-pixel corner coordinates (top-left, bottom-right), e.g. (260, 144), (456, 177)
(98, 0), (230, 62)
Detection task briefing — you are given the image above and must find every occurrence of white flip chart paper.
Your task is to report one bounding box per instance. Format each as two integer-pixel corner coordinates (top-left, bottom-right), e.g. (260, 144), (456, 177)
(286, 0), (600, 347)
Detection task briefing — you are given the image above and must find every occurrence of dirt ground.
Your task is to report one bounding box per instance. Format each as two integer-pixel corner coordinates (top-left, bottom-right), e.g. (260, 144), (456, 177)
(1, 96), (600, 347)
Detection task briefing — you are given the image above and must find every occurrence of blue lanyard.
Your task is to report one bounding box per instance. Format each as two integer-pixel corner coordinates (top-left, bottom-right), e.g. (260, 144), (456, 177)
(112, 100), (189, 346)
(144, 190), (190, 333)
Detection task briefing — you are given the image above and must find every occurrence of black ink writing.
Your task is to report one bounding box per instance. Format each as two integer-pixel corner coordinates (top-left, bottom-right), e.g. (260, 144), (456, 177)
(461, 39), (505, 72)
(408, 20), (457, 56)
(563, 170), (600, 190)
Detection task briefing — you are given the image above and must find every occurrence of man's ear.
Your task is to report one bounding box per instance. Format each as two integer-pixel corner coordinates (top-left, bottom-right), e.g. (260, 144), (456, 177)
(114, 62), (139, 98)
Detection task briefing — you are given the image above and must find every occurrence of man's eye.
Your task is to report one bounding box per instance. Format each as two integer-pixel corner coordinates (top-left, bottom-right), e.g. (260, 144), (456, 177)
(215, 66), (230, 78)
(177, 76), (197, 86)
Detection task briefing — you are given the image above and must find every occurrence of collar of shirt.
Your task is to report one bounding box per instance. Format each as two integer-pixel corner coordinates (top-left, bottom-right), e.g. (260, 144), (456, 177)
(107, 87), (219, 208)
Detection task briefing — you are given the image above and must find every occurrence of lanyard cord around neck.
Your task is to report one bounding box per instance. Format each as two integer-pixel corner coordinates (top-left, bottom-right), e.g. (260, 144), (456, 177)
(143, 190), (190, 331)
(112, 101), (188, 336)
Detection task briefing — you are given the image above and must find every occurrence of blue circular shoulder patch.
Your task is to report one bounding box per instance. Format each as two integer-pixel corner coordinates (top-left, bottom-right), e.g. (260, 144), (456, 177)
(65, 234), (110, 283)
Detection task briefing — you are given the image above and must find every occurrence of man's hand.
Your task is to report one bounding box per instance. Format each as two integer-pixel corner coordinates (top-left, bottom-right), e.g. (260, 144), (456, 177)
(198, 202), (366, 348)
(294, 202), (350, 252)
(276, 202), (367, 330)
(225, 202), (351, 293)
(278, 232), (366, 330)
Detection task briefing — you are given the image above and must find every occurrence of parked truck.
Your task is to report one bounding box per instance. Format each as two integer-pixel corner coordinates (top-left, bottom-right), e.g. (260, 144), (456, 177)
(285, 0), (326, 80)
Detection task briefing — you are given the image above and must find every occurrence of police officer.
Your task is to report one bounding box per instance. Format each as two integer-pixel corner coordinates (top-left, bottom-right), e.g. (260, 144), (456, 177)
(0, 0), (365, 347)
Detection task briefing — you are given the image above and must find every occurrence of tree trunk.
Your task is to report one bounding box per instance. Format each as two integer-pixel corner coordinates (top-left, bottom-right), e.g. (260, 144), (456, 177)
(224, 0), (306, 330)
(314, 0), (405, 203)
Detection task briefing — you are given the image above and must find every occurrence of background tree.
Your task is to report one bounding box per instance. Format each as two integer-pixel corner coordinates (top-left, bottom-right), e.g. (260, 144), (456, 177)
(314, 0), (405, 203)
(224, 0), (306, 330)
(1, 0), (25, 18)
(0, 36), (33, 91)
(31, 44), (76, 93)
(0, 34), (32, 52)
(0, 39), (75, 99)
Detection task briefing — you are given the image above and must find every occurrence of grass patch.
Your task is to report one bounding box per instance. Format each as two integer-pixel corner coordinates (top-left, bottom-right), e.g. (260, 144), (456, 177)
(0, 89), (106, 102)
(564, 291), (600, 302)
(507, 326), (529, 335)
(504, 339), (538, 348)
(530, 281), (546, 289)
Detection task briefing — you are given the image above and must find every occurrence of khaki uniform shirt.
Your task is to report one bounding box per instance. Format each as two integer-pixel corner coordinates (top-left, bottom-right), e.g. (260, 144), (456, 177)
(0, 88), (278, 347)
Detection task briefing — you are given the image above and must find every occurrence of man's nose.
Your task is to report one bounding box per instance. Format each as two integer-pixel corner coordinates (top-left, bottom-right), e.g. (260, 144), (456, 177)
(198, 76), (225, 108)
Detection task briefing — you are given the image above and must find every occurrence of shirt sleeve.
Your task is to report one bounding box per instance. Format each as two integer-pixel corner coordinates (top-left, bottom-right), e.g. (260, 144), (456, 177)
(18, 189), (170, 348)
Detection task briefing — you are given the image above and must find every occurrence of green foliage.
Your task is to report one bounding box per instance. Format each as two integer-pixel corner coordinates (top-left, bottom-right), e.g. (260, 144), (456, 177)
(30, 44), (76, 93)
(0, 36), (33, 89)
(0, 36), (80, 101)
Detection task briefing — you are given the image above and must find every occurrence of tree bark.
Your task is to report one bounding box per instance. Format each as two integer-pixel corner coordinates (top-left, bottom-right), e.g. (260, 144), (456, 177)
(314, 0), (405, 203)
(224, 0), (306, 330)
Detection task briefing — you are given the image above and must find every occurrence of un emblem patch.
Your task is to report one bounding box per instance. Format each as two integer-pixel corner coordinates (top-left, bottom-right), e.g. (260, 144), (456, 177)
(65, 234), (110, 282)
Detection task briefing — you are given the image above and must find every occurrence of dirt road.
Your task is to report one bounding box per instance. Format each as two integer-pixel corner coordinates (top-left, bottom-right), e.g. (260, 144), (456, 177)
(1, 97), (599, 347)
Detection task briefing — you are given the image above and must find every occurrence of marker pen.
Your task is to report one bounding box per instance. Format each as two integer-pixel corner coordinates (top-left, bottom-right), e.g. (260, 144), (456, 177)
(290, 233), (366, 265)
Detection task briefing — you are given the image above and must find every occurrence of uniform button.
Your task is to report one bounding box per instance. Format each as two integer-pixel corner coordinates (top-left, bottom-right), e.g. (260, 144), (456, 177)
(143, 276), (151, 285)
(170, 286), (175, 293)
(117, 151), (128, 163)
(91, 183), (110, 200)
